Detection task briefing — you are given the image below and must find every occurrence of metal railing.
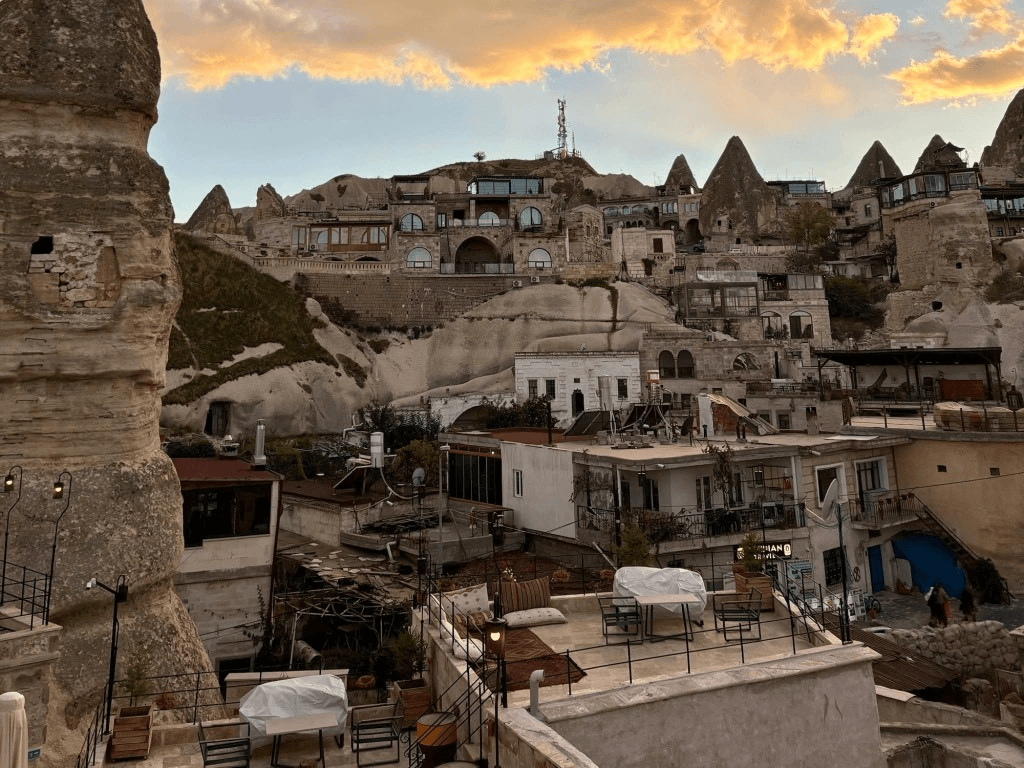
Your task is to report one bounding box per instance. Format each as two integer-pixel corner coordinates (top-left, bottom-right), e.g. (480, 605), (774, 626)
(576, 502), (807, 544)
(0, 560), (52, 628)
(846, 492), (922, 528)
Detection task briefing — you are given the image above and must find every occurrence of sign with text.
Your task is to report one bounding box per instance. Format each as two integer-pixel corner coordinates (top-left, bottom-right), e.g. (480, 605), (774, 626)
(735, 541), (792, 560)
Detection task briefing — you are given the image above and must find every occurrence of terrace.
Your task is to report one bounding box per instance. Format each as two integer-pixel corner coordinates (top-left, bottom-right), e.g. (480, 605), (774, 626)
(76, 570), (880, 768)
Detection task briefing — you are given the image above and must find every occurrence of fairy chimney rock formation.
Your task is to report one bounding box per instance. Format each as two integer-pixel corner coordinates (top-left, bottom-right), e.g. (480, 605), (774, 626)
(914, 135), (967, 174)
(664, 153), (700, 193)
(0, 0), (211, 757)
(981, 88), (1024, 185)
(846, 140), (903, 188)
(185, 185), (243, 235)
(698, 136), (777, 245)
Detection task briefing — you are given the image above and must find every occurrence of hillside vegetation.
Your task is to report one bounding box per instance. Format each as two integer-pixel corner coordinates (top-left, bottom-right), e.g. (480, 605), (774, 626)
(164, 232), (337, 405)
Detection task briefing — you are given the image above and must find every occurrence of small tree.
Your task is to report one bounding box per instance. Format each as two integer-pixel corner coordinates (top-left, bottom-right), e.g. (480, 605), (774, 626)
(703, 442), (736, 506)
(781, 202), (834, 252)
(736, 532), (766, 574)
(877, 233), (898, 283)
(473, 151), (486, 162)
(616, 523), (653, 567)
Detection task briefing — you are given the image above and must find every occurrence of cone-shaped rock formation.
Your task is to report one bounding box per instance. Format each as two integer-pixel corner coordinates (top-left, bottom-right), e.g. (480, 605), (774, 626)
(185, 185), (242, 235)
(846, 140), (903, 187)
(699, 136), (777, 242)
(914, 135), (967, 173)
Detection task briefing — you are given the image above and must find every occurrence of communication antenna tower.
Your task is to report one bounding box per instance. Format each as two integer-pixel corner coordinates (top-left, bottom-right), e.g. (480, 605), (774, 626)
(557, 99), (568, 157)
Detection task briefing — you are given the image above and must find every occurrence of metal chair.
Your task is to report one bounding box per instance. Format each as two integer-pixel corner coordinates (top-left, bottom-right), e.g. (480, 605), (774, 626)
(712, 588), (762, 642)
(349, 698), (405, 767)
(598, 595), (642, 643)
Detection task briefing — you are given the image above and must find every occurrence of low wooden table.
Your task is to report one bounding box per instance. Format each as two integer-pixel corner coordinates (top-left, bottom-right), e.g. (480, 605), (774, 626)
(634, 593), (700, 642)
(266, 713), (339, 768)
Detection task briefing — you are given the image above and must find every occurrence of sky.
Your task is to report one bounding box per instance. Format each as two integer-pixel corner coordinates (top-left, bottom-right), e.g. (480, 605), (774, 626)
(142, 0), (1024, 221)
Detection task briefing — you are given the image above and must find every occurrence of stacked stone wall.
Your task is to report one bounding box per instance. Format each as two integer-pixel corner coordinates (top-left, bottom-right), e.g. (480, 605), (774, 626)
(297, 274), (511, 327)
(888, 621), (1023, 678)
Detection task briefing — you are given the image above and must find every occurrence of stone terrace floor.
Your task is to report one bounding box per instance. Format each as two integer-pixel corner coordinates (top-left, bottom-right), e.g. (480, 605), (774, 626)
(96, 597), (824, 768)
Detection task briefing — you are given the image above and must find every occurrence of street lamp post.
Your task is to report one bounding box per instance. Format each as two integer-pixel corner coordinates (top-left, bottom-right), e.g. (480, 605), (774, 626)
(1, 467), (23, 606)
(86, 575), (128, 734)
(484, 616), (508, 768)
(47, 471), (73, 622)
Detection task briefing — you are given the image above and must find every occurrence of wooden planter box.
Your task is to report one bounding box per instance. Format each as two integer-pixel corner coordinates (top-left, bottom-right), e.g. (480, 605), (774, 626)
(108, 705), (153, 760)
(393, 679), (431, 729)
(733, 571), (775, 612)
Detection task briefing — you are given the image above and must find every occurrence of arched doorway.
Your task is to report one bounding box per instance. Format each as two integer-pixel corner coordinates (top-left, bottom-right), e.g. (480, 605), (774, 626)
(454, 236), (502, 274)
(572, 390), (585, 416)
(683, 218), (702, 245)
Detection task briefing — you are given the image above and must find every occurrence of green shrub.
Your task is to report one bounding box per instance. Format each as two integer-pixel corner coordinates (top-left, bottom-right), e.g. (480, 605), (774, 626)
(163, 233), (336, 405)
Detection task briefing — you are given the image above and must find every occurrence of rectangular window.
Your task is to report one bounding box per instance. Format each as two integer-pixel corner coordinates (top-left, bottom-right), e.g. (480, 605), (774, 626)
(617, 378), (628, 399)
(816, 465), (842, 502)
(436, 213), (448, 229)
(777, 413), (791, 430)
(823, 547), (846, 587)
(996, 227), (1005, 237)
(731, 471), (744, 505)
(696, 476), (712, 510)
(645, 479), (660, 511)
(652, 238), (664, 253)
(513, 469), (524, 498)
(291, 226), (307, 245)
(545, 379), (556, 399)
(527, 379), (538, 399)
(619, 480), (631, 511)
(937, 465), (947, 473)
(182, 486), (273, 547)
(864, 204), (872, 218)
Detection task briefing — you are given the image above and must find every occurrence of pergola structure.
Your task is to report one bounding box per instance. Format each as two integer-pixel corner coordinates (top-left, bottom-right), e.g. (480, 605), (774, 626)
(813, 347), (1004, 403)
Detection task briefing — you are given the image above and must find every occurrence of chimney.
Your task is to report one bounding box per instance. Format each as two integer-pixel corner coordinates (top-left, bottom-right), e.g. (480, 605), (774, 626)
(370, 432), (384, 468)
(253, 419), (267, 468)
(878, 160), (885, 180)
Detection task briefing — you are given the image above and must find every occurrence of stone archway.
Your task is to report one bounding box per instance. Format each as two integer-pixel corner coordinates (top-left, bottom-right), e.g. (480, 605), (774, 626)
(454, 236), (502, 274)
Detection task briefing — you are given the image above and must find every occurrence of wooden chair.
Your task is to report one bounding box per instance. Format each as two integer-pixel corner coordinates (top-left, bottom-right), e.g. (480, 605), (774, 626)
(198, 719), (251, 768)
(350, 697), (406, 767)
(712, 588), (762, 642)
(598, 595), (642, 643)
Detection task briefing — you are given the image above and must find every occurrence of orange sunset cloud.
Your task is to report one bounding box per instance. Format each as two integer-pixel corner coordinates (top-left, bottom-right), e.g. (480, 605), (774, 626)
(144, 0), (900, 90)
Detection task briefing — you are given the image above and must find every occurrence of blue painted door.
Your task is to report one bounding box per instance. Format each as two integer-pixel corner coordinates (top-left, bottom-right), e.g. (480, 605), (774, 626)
(867, 545), (884, 593)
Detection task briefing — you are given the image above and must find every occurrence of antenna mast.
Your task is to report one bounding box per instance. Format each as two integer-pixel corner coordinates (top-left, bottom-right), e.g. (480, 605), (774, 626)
(557, 99), (568, 158)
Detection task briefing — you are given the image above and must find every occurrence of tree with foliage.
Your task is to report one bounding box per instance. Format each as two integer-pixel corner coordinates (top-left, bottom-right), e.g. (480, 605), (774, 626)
(389, 439), (440, 488)
(876, 233), (899, 283)
(782, 202), (834, 252)
(703, 442), (736, 506)
(615, 523), (653, 567)
(824, 276), (885, 326)
(481, 397), (551, 429)
(360, 400), (441, 453)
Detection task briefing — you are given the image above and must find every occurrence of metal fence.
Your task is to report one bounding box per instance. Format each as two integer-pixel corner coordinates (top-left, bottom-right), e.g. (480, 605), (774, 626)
(0, 560), (52, 628)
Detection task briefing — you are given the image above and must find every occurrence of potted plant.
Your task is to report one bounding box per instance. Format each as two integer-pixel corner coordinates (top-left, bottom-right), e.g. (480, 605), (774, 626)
(388, 631), (430, 728)
(732, 533), (774, 611)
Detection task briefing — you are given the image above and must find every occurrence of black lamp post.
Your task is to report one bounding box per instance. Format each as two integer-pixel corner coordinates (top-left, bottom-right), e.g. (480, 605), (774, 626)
(1, 467), (23, 606)
(87, 575), (128, 734)
(484, 616), (508, 768)
(46, 471), (73, 623)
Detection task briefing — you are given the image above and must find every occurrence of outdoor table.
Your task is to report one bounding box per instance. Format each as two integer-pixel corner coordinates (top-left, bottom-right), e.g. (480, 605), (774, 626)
(266, 712), (337, 768)
(635, 593), (700, 642)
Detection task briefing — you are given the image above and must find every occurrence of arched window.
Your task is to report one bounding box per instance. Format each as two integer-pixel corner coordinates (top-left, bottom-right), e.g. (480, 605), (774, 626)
(676, 350), (695, 378)
(528, 248), (551, 268)
(789, 311), (814, 339)
(659, 351), (676, 379)
(631, 205), (644, 214)
(519, 207), (543, 229)
(733, 353), (761, 371)
(603, 207), (619, 216)
(478, 211), (500, 227)
(399, 213), (423, 232)
(761, 311), (785, 339)
(407, 247), (431, 268)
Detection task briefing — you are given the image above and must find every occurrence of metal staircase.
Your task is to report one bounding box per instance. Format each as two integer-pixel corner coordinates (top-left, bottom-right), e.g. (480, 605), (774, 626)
(909, 492), (1012, 603)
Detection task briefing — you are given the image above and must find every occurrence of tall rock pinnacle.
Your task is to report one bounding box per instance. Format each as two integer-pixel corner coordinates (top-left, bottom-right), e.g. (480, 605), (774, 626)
(981, 87), (1024, 184)
(845, 140), (903, 188)
(0, 0), (211, 756)
(699, 136), (777, 243)
(664, 153), (700, 193)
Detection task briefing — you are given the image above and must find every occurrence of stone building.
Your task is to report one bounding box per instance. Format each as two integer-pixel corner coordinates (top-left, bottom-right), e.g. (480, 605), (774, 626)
(513, 351), (642, 421)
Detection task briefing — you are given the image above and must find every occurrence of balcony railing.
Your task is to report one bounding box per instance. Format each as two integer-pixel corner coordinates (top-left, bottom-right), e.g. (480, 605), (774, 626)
(845, 491), (922, 528)
(577, 501), (806, 543)
(439, 263), (515, 275)
(0, 560), (52, 628)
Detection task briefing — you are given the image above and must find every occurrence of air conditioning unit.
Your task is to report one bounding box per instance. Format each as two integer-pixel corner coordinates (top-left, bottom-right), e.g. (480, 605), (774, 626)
(308, 242), (318, 251)
(530, 276), (541, 283)
(512, 280), (523, 288)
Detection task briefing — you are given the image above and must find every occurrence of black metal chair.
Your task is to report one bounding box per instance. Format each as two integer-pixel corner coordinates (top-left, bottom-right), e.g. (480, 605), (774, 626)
(713, 588), (762, 642)
(198, 720), (251, 768)
(598, 595), (642, 643)
(350, 698), (405, 767)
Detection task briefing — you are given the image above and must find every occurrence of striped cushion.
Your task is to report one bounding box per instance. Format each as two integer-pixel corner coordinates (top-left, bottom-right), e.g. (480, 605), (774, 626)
(498, 577), (550, 613)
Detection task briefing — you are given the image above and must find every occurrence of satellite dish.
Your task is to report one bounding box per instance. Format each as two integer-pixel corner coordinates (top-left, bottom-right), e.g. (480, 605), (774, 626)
(808, 478), (839, 525)
(412, 468), (426, 487)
